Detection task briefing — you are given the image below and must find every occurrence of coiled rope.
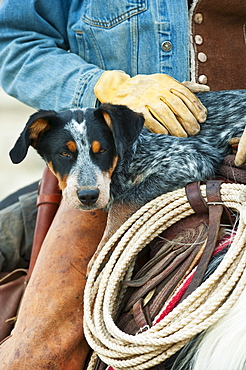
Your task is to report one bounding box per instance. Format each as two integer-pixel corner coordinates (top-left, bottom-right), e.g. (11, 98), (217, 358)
(84, 183), (246, 370)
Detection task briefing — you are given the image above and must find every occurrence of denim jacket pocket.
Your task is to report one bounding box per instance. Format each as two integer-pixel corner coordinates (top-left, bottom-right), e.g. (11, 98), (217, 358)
(73, 0), (147, 72)
(81, 0), (146, 28)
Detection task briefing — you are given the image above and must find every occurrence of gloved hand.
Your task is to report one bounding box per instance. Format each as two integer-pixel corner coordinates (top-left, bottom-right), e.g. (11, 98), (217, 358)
(94, 71), (207, 137)
(235, 126), (246, 167)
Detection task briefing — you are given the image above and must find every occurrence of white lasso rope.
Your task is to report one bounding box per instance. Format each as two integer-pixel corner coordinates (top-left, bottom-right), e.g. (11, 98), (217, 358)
(84, 183), (246, 370)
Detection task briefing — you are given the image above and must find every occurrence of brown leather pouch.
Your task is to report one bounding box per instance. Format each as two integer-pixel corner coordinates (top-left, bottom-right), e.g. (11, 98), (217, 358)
(0, 269), (28, 342)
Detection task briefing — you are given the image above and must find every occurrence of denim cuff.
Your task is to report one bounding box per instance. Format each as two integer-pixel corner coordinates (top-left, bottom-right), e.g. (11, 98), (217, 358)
(73, 69), (104, 108)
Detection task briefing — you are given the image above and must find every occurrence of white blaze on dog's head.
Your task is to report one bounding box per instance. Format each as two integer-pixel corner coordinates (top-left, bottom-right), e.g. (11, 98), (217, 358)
(61, 113), (114, 210)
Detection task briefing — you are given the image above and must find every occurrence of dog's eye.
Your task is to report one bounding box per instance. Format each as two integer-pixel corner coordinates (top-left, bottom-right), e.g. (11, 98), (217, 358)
(99, 148), (106, 153)
(60, 151), (71, 158)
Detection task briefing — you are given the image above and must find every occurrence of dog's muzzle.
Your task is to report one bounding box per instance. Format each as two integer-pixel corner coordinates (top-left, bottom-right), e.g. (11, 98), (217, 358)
(77, 188), (99, 206)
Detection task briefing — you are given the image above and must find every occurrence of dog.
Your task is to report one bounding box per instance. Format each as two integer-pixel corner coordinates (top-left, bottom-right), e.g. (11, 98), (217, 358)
(10, 90), (246, 212)
(9, 89), (246, 241)
(9, 89), (246, 369)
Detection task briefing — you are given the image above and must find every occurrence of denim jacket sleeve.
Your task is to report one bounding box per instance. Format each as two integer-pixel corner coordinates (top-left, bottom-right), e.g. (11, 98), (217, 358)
(0, 0), (189, 111)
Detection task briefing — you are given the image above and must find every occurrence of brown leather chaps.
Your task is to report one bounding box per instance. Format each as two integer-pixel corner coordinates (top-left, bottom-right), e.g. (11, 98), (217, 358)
(0, 201), (107, 369)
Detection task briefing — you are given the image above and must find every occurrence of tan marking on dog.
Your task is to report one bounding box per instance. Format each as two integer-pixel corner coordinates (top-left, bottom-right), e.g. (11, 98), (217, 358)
(57, 175), (68, 191)
(108, 155), (118, 178)
(91, 140), (101, 154)
(47, 161), (55, 175)
(47, 161), (68, 191)
(29, 119), (51, 146)
(66, 140), (77, 152)
(102, 111), (112, 130)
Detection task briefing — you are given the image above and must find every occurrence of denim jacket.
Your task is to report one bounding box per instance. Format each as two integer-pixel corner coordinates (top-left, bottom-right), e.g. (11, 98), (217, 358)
(0, 0), (189, 111)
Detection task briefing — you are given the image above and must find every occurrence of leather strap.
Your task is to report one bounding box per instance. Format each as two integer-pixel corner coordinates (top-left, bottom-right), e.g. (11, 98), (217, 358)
(185, 182), (208, 215)
(123, 243), (197, 312)
(37, 193), (62, 206)
(124, 242), (192, 289)
(149, 244), (201, 320)
(132, 299), (152, 331)
(28, 167), (61, 278)
(182, 180), (223, 300)
(116, 216), (209, 332)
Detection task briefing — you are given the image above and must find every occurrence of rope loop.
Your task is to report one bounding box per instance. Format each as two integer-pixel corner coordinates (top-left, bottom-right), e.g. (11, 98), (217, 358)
(84, 183), (246, 370)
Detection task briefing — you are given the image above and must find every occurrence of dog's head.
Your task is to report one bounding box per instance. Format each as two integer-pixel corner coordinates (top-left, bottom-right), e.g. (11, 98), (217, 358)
(10, 104), (144, 210)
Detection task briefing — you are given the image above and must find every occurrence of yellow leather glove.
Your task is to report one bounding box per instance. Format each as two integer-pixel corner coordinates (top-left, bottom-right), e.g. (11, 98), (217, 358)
(94, 71), (207, 137)
(235, 126), (246, 167)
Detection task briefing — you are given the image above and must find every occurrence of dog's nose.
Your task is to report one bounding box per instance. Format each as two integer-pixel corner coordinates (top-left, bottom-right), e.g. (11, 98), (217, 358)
(77, 188), (99, 206)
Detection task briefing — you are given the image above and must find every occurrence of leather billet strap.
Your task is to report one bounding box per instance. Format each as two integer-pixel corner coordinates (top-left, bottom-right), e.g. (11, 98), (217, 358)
(182, 180), (229, 300)
(185, 181), (208, 214)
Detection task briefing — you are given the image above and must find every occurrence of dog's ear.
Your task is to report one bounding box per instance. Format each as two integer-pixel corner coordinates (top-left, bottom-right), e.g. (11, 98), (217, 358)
(97, 103), (144, 156)
(9, 110), (57, 164)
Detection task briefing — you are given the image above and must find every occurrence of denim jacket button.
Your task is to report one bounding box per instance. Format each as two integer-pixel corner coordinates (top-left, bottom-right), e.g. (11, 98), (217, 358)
(161, 41), (172, 52)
